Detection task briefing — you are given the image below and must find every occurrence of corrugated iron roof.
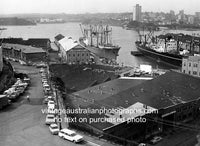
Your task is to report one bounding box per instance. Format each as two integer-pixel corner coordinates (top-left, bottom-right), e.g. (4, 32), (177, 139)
(58, 37), (86, 52)
(2, 43), (46, 54)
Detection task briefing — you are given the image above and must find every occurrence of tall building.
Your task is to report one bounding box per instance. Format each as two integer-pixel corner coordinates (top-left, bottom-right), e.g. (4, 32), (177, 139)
(170, 10), (175, 16)
(178, 10), (185, 21)
(188, 15), (195, 24)
(133, 4), (142, 22)
(195, 12), (200, 19)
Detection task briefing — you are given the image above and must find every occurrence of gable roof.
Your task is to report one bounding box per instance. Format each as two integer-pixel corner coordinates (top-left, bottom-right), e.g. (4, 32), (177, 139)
(58, 37), (87, 52)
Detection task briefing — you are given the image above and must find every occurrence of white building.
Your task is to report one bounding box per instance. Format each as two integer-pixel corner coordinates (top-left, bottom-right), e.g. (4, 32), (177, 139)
(182, 56), (200, 77)
(58, 37), (90, 64)
(152, 39), (177, 53)
(133, 4), (142, 22)
(188, 16), (195, 24)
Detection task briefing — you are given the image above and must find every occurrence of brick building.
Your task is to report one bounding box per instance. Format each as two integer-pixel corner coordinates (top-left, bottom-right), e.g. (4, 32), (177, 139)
(2, 43), (46, 62)
(58, 37), (90, 64)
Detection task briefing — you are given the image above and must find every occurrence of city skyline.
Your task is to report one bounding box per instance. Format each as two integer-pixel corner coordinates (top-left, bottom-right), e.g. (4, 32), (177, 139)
(0, 0), (200, 15)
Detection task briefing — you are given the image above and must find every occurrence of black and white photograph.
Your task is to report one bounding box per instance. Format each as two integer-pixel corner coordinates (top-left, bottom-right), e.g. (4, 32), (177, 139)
(0, 0), (200, 146)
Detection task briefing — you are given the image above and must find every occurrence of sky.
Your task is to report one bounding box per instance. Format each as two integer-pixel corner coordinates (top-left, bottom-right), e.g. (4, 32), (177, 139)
(0, 0), (199, 15)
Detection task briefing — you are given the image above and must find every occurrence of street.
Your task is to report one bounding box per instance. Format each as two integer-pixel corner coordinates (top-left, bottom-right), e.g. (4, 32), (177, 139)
(0, 61), (117, 146)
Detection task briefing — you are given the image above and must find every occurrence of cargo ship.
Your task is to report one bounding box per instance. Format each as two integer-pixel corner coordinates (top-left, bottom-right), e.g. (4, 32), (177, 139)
(134, 33), (198, 67)
(79, 24), (120, 60)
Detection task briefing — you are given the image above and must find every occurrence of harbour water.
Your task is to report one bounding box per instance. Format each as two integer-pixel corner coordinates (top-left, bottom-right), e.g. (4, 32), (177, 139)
(1, 22), (198, 69)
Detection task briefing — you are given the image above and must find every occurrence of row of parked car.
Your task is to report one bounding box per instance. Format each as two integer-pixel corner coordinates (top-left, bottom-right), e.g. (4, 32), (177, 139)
(3, 77), (30, 101)
(40, 67), (84, 144)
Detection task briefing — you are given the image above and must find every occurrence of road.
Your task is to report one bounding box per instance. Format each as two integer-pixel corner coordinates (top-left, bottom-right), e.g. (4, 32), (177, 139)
(0, 61), (118, 146)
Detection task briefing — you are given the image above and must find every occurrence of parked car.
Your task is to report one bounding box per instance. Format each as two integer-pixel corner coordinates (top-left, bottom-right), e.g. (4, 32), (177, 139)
(49, 123), (59, 135)
(58, 128), (83, 143)
(39, 68), (45, 73)
(48, 100), (55, 109)
(138, 143), (146, 146)
(23, 78), (30, 85)
(36, 63), (47, 68)
(45, 114), (56, 125)
(0, 95), (10, 109)
(150, 136), (163, 144)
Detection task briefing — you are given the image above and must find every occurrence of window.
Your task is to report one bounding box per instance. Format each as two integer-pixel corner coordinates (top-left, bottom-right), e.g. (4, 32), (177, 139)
(78, 54), (79, 56)
(69, 54), (71, 57)
(183, 70), (185, 73)
(73, 54), (75, 57)
(183, 62), (186, 66)
(193, 63), (198, 68)
(193, 71), (197, 75)
(189, 63), (191, 67)
(189, 71), (191, 74)
(82, 54), (84, 56)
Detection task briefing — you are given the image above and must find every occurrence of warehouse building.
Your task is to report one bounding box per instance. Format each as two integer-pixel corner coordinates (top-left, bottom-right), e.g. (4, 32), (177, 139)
(26, 38), (51, 50)
(2, 43), (46, 62)
(68, 71), (200, 145)
(58, 37), (90, 64)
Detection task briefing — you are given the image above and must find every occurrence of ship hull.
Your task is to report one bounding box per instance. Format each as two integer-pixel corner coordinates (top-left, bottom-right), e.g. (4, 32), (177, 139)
(135, 42), (183, 67)
(87, 46), (119, 60)
(98, 46), (120, 57)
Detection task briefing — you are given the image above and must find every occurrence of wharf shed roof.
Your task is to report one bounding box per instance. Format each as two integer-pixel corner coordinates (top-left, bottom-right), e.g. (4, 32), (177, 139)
(71, 78), (147, 107)
(26, 38), (50, 48)
(97, 71), (200, 110)
(58, 37), (87, 52)
(69, 71), (200, 130)
(2, 43), (46, 54)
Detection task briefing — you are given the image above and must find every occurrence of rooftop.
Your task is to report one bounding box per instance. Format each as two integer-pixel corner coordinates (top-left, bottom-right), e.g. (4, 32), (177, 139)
(186, 55), (200, 62)
(68, 71), (200, 130)
(58, 37), (86, 52)
(50, 64), (119, 92)
(2, 43), (46, 54)
(54, 34), (65, 41)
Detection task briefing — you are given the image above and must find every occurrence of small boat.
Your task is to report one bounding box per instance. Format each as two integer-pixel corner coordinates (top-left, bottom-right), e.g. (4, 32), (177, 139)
(131, 51), (143, 56)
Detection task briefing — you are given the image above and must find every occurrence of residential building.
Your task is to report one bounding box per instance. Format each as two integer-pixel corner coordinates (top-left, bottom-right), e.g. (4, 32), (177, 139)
(133, 4), (142, 22)
(58, 37), (90, 64)
(182, 56), (200, 77)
